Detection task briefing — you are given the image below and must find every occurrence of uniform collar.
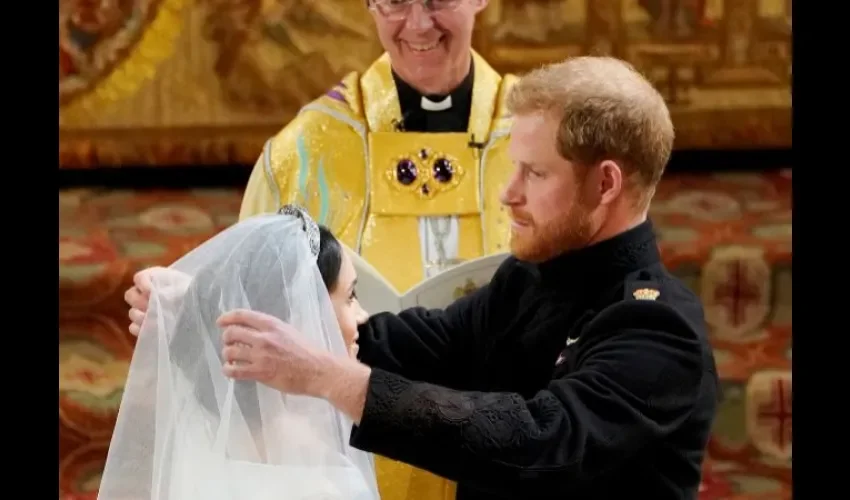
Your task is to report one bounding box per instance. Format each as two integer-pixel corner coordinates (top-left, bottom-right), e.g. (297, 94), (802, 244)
(532, 220), (662, 289)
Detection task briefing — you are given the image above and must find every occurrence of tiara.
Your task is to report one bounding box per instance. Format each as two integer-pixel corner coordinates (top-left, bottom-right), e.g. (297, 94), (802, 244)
(277, 204), (320, 259)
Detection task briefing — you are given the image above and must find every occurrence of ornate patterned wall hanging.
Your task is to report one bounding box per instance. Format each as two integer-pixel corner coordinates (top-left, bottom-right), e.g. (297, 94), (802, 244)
(59, 0), (791, 168)
(474, 0), (792, 149)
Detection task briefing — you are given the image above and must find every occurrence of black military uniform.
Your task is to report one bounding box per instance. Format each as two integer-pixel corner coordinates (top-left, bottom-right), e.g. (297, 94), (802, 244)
(352, 221), (719, 500)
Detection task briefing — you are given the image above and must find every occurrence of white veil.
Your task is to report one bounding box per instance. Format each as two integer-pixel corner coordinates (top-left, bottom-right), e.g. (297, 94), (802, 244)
(97, 208), (380, 500)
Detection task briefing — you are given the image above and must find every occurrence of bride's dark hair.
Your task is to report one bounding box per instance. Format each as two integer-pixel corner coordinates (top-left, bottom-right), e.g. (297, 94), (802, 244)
(316, 225), (345, 292)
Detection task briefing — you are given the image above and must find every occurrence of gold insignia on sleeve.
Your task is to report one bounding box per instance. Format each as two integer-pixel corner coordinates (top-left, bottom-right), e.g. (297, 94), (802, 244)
(633, 288), (660, 301)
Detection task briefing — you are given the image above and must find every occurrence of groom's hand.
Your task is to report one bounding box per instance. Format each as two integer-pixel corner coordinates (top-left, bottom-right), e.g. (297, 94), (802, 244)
(218, 309), (330, 395)
(125, 266), (190, 336)
(125, 268), (159, 336)
(219, 309), (371, 423)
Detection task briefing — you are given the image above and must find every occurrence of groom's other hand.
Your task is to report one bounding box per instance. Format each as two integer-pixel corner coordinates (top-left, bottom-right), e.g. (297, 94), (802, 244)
(125, 267), (194, 337)
(124, 267), (158, 336)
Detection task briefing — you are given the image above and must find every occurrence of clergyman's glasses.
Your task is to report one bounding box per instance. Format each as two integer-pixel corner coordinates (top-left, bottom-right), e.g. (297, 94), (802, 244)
(369, 0), (464, 20)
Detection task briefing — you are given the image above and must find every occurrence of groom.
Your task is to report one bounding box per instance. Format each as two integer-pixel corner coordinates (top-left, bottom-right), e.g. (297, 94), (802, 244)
(132, 57), (719, 499)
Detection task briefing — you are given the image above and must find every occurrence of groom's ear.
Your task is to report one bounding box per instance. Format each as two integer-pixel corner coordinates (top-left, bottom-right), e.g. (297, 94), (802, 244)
(472, 0), (490, 13)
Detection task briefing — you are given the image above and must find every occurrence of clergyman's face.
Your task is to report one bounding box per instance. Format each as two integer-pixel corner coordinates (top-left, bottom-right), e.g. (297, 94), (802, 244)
(369, 0), (487, 91)
(500, 112), (597, 263)
(328, 251), (369, 358)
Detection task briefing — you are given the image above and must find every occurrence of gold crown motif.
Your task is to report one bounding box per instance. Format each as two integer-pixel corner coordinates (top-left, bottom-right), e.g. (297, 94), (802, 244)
(633, 288), (660, 301)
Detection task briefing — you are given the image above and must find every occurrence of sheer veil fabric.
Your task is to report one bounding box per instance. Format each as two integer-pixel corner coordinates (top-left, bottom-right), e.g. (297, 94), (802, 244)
(97, 212), (380, 500)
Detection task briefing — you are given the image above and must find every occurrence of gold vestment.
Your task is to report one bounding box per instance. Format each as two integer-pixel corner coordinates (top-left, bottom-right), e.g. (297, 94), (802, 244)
(239, 51), (516, 500)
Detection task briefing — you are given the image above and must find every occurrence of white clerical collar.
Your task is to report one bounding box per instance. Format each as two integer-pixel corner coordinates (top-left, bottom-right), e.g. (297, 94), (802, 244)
(421, 95), (452, 112)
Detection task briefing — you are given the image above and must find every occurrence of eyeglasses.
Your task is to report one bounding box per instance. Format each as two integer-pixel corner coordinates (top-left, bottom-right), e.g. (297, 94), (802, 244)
(369, 0), (464, 20)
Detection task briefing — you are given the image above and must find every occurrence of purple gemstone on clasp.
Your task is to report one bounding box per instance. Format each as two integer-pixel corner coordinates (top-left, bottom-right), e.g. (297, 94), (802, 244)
(433, 158), (453, 183)
(396, 159), (417, 185)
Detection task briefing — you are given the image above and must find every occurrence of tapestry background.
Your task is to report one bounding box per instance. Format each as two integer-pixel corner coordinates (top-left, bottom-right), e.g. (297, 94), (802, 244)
(58, 2), (792, 497)
(58, 0), (792, 168)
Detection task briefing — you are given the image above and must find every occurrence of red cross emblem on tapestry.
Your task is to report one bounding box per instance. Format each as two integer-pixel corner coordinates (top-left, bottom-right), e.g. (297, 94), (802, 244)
(702, 247), (771, 340)
(746, 370), (792, 462)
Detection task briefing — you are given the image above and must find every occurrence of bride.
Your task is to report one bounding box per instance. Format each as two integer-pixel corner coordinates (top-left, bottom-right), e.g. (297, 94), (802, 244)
(97, 205), (380, 500)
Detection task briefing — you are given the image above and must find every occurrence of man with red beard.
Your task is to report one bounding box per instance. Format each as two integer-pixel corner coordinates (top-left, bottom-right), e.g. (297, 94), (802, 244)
(139, 56), (720, 499)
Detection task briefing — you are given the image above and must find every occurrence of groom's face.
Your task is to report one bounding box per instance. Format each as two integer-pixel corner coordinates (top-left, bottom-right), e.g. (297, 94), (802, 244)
(501, 112), (597, 263)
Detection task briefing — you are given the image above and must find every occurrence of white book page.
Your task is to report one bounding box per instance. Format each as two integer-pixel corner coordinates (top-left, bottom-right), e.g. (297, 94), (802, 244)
(400, 253), (509, 310)
(345, 248), (403, 315)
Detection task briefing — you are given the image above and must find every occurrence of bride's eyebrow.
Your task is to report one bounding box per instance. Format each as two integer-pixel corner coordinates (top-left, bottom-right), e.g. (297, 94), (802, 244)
(349, 279), (358, 293)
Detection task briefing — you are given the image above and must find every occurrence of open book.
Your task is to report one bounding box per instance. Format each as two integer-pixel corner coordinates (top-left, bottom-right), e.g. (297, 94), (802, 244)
(346, 249), (510, 314)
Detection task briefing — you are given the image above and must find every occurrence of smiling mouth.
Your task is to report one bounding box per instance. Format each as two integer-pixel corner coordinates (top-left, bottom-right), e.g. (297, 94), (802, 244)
(404, 37), (444, 53)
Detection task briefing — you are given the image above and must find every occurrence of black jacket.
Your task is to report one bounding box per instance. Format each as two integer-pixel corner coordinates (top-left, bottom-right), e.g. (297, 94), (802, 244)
(352, 221), (719, 499)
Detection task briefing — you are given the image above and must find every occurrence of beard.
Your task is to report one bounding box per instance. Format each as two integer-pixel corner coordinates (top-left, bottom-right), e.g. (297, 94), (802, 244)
(509, 195), (595, 263)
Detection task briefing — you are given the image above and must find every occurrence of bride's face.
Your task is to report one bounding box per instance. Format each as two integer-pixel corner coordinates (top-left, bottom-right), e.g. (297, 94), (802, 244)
(328, 251), (369, 358)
